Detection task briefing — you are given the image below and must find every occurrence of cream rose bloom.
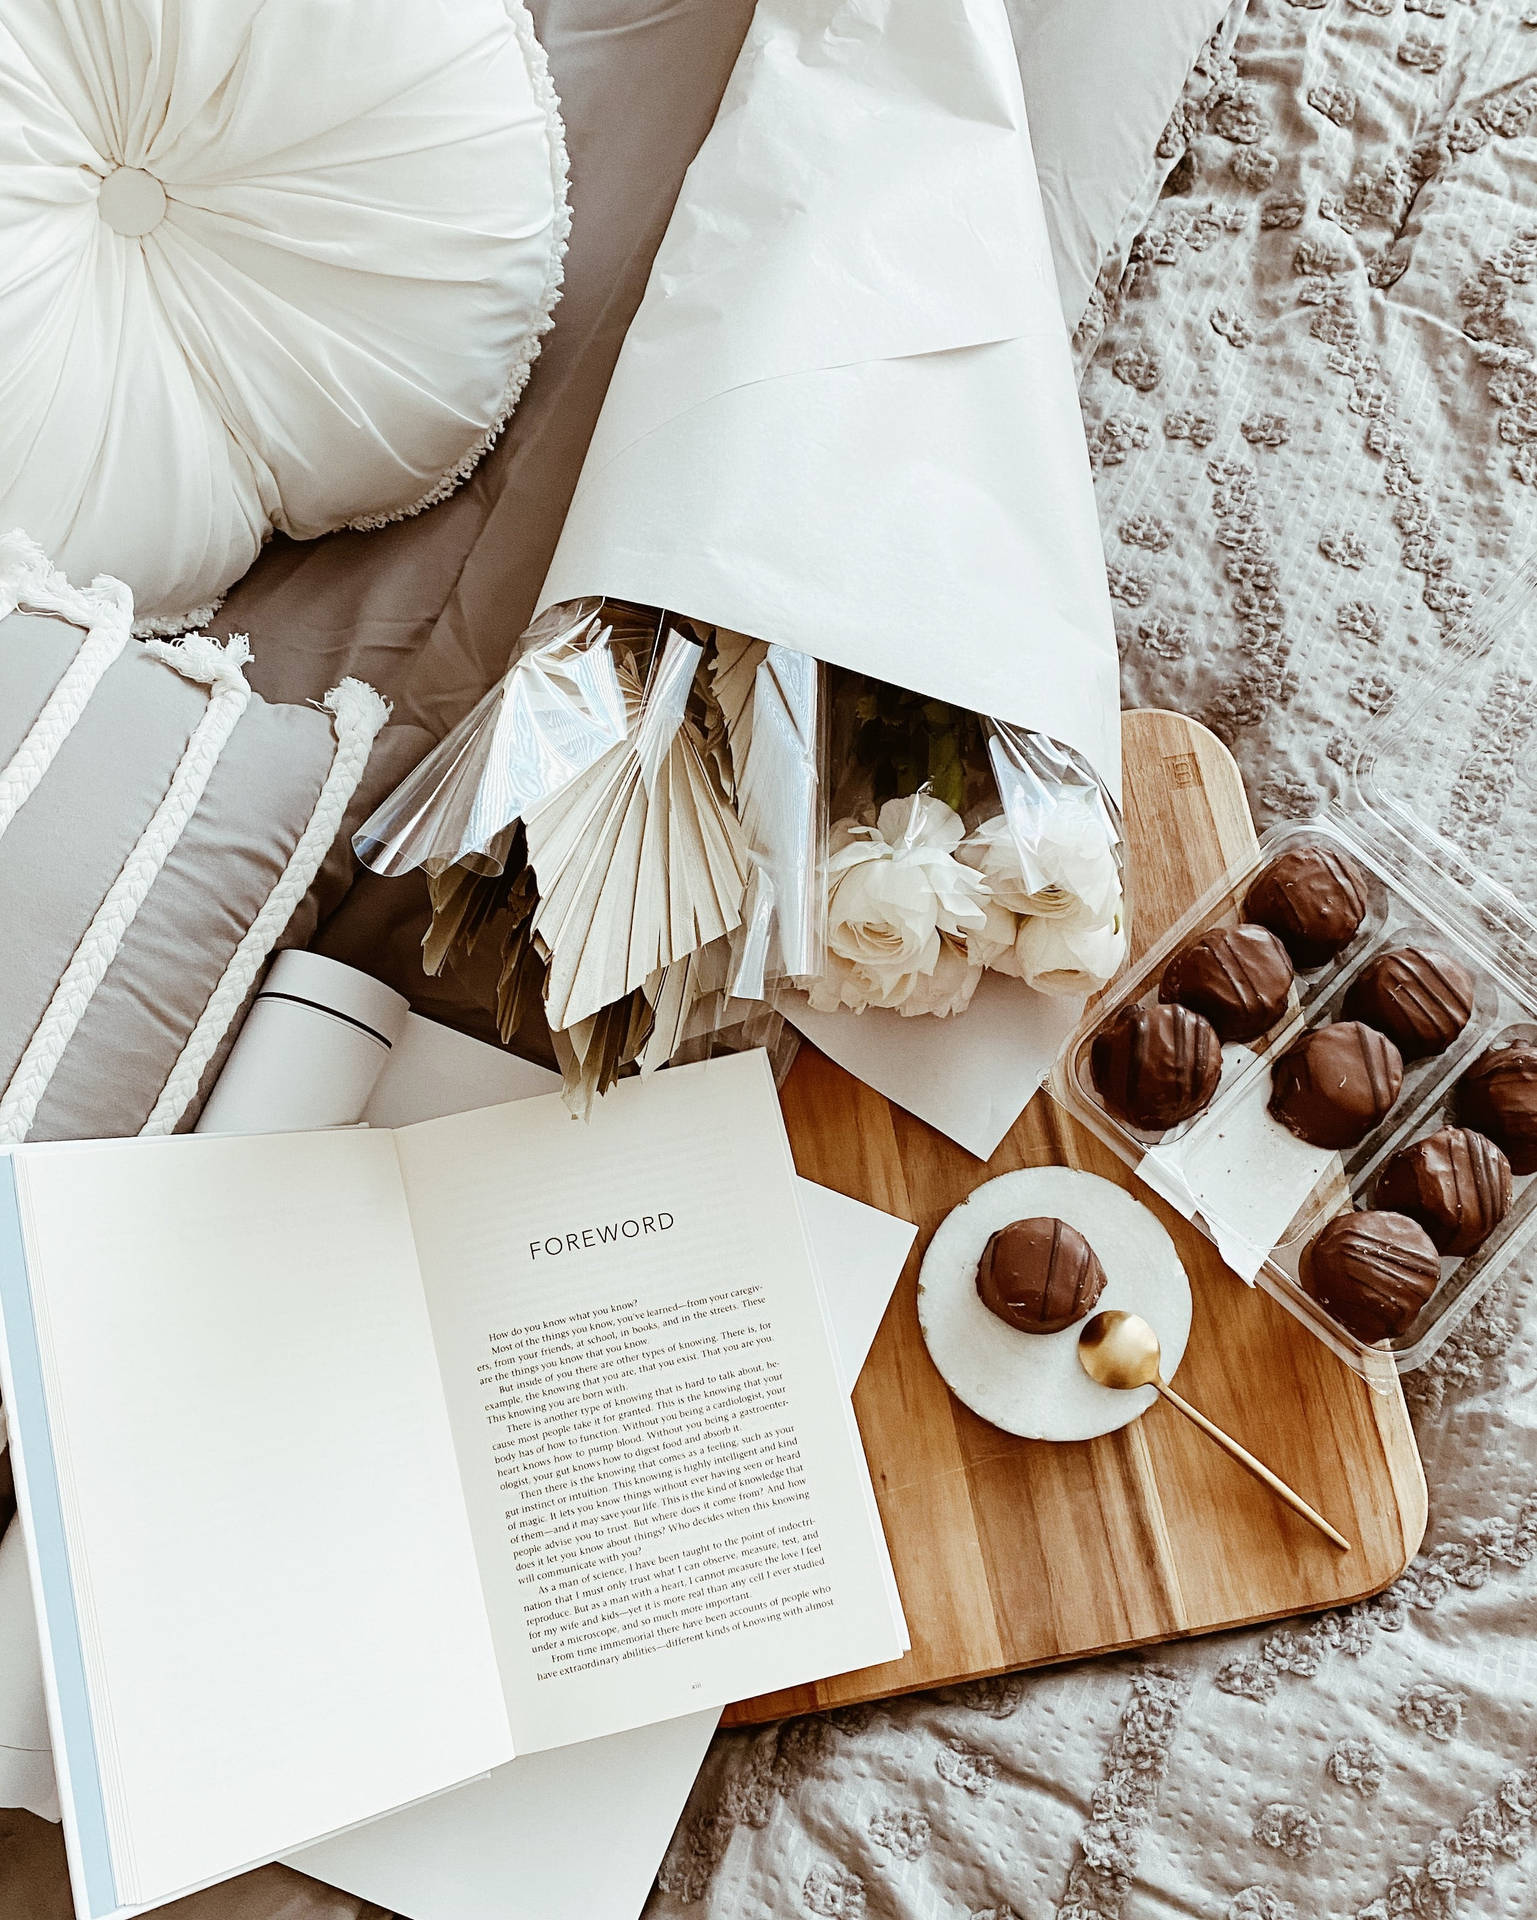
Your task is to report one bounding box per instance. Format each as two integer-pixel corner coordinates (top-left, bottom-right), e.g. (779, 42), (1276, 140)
(965, 895), (1024, 976)
(1016, 906), (1127, 996)
(806, 792), (988, 1015)
(959, 802), (1120, 926)
(896, 935), (984, 1018)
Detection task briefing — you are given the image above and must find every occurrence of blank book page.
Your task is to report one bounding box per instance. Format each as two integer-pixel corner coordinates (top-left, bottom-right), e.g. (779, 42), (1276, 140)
(12, 1127), (511, 1911)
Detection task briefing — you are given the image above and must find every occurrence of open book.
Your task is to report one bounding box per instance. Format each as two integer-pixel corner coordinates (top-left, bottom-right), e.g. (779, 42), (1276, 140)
(0, 1050), (905, 1920)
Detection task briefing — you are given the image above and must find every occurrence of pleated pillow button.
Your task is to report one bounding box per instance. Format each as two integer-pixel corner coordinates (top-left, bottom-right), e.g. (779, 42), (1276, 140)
(96, 167), (167, 237)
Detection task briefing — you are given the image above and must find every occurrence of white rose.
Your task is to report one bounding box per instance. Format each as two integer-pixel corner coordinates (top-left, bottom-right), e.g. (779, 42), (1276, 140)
(1017, 907), (1127, 996)
(966, 896), (1024, 975)
(815, 792), (988, 1012)
(956, 813), (1035, 915)
(804, 950), (884, 1015)
(896, 935), (983, 1018)
(960, 802), (1121, 926)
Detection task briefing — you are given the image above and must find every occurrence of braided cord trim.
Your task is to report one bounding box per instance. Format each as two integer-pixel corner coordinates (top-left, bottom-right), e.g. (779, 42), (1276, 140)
(0, 530), (134, 838)
(0, 636), (253, 1145)
(140, 677), (391, 1136)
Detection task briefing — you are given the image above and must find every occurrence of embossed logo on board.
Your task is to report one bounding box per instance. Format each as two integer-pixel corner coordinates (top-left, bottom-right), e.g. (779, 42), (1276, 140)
(1165, 754), (1201, 789)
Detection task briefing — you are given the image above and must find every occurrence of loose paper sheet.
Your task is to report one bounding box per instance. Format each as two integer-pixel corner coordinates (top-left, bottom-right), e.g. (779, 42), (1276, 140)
(1140, 1051), (1342, 1281)
(787, 972), (1085, 1162)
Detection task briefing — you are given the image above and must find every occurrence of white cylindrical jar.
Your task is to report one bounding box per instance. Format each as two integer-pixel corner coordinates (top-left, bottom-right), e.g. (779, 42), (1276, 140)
(195, 950), (409, 1136)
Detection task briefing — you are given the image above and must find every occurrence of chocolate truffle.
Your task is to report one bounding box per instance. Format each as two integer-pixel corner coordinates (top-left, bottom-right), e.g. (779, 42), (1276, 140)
(1373, 1126), (1512, 1257)
(975, 1216), (1107, 1335)
(1090, 1002), (1222, 1132)
(1457, 1043), (1537, 1175)
(1268, 1020), (1403, 1149)
(1159, 923), (1294, 1044)
(1342, 946), (1476, 1061)
(1244, 844), (1370, 968)
(1301, 1209), (1441, 1343)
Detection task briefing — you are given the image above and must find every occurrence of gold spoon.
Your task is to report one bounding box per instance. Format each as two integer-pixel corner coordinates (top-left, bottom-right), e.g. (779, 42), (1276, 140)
(1078, 1310), (1351, 1552)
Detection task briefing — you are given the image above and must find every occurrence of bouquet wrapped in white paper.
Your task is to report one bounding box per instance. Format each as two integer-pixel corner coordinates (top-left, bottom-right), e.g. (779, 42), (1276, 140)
(360, 609), (1122, 1103)
(356, 0), (1123, 1143)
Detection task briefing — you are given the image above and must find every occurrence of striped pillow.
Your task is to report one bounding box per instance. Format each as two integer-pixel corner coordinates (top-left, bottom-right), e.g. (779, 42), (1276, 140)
(0, 533), (388, 1141)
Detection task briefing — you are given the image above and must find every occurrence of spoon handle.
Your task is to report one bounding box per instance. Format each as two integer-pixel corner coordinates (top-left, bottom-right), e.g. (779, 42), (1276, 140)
(1154, 1381), (1352, 1552)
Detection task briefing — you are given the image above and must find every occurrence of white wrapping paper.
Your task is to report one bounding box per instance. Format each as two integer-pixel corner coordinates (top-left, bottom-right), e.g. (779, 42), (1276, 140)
(536, 0), (1122, 1154)
(537, 0), (1120, 800)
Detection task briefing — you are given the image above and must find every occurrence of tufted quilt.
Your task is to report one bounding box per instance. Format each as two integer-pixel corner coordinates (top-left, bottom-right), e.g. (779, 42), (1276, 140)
(644, 4), (1537, 1917)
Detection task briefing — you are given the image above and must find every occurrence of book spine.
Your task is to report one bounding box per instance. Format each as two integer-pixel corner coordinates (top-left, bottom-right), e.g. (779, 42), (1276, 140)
(0, 1159), (118, 1918)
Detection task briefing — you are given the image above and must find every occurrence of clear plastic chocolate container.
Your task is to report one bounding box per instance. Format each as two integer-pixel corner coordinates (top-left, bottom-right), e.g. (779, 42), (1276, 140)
(1051, 557), (1537, 1380)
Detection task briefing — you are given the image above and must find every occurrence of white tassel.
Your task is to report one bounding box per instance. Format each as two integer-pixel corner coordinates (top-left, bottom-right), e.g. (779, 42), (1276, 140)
(140, 676), (391, 1136)
(138, 629), (253, 689)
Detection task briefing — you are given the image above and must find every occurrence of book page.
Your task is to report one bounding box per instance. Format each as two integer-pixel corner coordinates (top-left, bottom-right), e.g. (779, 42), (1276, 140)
(396, 1050), (905, 1752)
(2, 1129), (512, 1914)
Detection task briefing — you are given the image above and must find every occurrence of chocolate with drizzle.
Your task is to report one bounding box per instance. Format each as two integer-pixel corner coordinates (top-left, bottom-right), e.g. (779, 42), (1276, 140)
(1090, 1002), (1222, 1132)
(1301, 1208), (1440, 1344)
(975, 1216), (1107, 1336)
(1268, 1020), (1403, 1149)
(1159, 922), (1294, 1043)
(1374, 1125), (1512, 1257)
(1244, 844), (1369, 968)
(1458, 1043), (1537, 1175)
(1343, 946), (1476, 1061)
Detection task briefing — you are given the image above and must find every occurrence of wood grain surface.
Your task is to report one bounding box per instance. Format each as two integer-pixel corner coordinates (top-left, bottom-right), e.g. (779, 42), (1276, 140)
(725, 709), (1426, 1725)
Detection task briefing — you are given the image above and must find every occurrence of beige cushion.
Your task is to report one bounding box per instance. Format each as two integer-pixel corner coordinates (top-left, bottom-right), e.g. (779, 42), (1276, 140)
(0, 591), (386, 1141)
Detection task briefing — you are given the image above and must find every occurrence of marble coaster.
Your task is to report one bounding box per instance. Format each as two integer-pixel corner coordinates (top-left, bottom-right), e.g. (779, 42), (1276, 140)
(917, 1166), (1192, 1441)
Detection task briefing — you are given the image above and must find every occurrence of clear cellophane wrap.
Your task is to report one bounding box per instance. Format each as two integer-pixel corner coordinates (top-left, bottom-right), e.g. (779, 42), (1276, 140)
(354, 599), (1122, 1106)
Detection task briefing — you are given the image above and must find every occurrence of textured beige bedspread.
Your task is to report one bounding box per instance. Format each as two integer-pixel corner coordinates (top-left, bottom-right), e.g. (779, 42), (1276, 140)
(11, 1), (1537, 1917)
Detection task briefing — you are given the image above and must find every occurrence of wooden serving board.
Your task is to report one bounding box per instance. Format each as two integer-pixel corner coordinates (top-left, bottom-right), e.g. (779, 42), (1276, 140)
(726, 709), (1426, 1725)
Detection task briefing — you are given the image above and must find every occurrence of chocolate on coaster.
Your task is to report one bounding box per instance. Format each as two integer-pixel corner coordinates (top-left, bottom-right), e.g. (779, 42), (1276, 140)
(918, 1167), (1191, 1442)
(975, 1216), (1107, 1335)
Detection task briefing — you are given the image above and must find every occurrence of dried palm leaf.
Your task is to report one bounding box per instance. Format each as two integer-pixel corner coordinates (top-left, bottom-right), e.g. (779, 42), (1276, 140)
(552, 988), (656, 1115)
(524, 630), (752, 1033)
(492, 862), (546, 1044)
(424, 862), (513, 976)
(709, 629), (768, 767)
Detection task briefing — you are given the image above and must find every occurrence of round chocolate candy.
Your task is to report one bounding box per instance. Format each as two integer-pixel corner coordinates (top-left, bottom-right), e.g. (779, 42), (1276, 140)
(1342, 946), (1476, 1061)
(975, 1216), (1107, 1336)
(1244, 844), (1369, 968)
(1301, 1208), (1441, 1344)
(1268, 1020), (1403, 1150)
(1159, 922), (1294, 1044)
(1373, 1125), (1512, 1257)
(1457, 1043), (1537, 1175)
(1090, 1002), (1222, 1133)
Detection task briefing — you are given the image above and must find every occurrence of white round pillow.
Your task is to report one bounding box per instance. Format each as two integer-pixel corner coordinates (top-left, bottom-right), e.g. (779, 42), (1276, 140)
(0, 0), (569, 630)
